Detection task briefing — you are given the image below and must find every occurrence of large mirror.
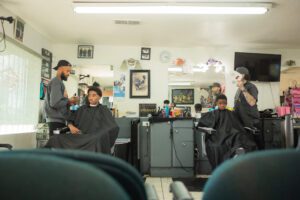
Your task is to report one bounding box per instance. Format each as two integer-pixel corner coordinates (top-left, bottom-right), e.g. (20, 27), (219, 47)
(78, 65), (114, 109)
(168, 62), (225, 114)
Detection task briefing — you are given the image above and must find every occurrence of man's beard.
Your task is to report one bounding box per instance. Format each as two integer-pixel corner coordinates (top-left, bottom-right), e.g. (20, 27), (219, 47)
(61, 73), (68, 81)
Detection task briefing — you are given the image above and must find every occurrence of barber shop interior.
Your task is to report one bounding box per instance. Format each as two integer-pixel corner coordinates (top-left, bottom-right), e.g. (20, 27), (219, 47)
(1, 0), (300, 199)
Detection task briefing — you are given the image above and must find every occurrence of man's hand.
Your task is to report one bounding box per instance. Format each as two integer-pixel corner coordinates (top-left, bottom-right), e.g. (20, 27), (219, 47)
(64, 90), (68, 98)
(237, 79), (246, 91)
(68, 124), (80, 134)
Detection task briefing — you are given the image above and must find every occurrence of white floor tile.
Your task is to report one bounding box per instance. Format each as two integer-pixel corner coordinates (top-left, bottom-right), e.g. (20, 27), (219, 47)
(145, 177), (204, 200)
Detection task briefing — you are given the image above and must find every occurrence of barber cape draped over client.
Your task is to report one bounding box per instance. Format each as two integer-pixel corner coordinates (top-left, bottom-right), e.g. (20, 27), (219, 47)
(45, 86), (119, 154)
(197, 94), (257, 169)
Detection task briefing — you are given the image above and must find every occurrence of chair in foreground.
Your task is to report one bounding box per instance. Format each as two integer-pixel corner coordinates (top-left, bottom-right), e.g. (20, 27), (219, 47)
(0, 152), (129, 200)
(1, 149), (156, 200)
(203, 149), (300, 200)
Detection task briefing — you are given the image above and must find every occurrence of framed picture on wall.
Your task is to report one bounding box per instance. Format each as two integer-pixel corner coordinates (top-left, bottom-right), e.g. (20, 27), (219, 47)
(130, 70), (150, 98)
(78, 45), (94, 59)
(139, 104), (157, 117)
(141, 47), (151, 60)
(14, 17), (25, 42)
(172, 89), (194, 104)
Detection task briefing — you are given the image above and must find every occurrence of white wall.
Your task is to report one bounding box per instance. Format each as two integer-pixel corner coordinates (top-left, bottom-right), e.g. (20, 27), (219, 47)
(53, 44), (300, 115)
(0, 5), (52, 54)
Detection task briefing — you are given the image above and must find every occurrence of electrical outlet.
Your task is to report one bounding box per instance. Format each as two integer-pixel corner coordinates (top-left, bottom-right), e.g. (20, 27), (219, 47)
(142, 121), (150, 126)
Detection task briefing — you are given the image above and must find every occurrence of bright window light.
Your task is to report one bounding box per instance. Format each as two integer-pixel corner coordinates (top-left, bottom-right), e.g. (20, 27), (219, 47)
(74, 4), (271, 15)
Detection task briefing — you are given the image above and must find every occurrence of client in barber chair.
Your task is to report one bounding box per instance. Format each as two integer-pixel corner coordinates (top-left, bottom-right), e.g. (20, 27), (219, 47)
(45, 86), (119, 154)
(197, 94), (256, 169)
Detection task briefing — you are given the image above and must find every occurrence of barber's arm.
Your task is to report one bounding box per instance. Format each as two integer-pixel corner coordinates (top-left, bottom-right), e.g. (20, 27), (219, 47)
(67, 109), (80, 134)
(238, 80), (257, 106)
(49, 82), (69, 109)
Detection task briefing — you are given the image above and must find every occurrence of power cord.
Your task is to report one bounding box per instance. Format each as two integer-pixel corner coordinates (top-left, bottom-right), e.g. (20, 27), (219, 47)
(170, 128), (193, 173)
(0, 16), (14, 52)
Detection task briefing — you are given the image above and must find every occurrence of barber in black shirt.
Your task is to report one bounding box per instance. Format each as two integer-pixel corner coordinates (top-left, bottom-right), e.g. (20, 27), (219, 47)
(234, 67), (260, 128)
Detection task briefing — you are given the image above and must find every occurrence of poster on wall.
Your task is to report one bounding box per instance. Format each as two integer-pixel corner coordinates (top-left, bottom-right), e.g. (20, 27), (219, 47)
(199, 88), (212, 108)
(113, 73), (126, 98)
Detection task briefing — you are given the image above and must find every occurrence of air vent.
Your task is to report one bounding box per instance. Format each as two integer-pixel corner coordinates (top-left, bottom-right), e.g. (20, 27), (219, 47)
(114, 20), (140, 25)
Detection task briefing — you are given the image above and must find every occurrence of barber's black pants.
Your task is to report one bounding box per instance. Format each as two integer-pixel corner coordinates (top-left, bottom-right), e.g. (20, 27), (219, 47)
(48, 122), (65, 137)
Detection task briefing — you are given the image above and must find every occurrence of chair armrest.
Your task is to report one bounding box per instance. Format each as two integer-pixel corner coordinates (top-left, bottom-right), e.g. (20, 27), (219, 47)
(0, 144), (13, 150)
(244, 127), (259, 135)
(170, 181), (193, 200)
(145, 183), (159, 200)
(197, 127), (216, 135)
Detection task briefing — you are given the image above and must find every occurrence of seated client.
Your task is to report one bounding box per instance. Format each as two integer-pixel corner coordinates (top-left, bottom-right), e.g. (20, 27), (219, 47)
(45, 86), (119, 154)
(197, 94), (256, 169)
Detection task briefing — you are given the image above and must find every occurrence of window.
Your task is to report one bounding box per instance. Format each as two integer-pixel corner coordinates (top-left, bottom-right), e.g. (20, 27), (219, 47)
(0, 41), (41, 134)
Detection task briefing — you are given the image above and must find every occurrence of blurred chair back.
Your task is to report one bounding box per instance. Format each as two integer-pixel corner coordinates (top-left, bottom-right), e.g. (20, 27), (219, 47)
(203, 149), (300, 200)
(2, 149), (147, 200)
(0, 152), (129, 200)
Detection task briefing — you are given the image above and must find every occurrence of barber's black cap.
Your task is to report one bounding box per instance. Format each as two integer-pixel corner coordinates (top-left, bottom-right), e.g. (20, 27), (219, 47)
(53, 60), (71, 70)
(236, 67), (249, 75)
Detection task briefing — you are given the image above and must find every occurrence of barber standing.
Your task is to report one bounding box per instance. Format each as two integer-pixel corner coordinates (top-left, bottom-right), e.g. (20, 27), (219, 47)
(44, 60), (78, 136)
(234, 67), (260, 128)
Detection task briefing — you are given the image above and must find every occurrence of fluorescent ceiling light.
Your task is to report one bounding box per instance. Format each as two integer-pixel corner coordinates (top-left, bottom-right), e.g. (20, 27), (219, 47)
(168, 82), (191, 86)
(73, 2), (271, 15)
(168, 67), (183, 72)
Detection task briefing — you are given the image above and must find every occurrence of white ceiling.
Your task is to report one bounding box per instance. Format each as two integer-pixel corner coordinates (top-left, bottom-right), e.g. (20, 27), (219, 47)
(1, 0), (300, 48)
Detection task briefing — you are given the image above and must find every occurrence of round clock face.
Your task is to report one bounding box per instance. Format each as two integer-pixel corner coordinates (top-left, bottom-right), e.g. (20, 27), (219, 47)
(160, 51), (171, 63)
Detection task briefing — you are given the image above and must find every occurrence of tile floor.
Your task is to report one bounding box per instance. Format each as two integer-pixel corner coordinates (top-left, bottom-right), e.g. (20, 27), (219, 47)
(145, 177), (203, 200)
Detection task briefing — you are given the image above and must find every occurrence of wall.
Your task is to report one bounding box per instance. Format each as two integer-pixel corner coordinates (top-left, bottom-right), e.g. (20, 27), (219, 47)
(0, 5), (52, 53)
(0, 133), (36, 149)
(53, 44), (300, 115)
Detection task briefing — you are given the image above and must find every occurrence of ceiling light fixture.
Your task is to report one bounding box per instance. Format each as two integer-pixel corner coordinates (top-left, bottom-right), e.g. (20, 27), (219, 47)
(168, 67), (183, 72)
(168, 82), (191, 86)
(73, 2), (272, 15)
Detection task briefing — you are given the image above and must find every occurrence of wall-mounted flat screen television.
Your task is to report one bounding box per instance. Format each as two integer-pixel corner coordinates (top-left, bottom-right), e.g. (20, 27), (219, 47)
(234, 52), (281, 82)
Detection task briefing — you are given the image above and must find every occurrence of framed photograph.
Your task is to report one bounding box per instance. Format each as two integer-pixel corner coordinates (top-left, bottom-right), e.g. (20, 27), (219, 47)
(141, 47), (151, 60)
(78, 45), (94, 59)
(130, 70), (150, 98)
(14, 17), (25, 42)
(139, 104), (157, 117)
(41, 59), (51, 79)
(172, 89), (194, 104)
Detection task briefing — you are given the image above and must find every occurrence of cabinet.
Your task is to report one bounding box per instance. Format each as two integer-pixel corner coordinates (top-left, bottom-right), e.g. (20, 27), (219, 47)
(262, 118), (284, 149)
(149, 119), (194, 177)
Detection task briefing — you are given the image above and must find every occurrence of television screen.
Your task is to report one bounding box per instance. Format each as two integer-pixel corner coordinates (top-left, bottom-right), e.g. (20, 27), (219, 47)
(234, 52), (281, 82)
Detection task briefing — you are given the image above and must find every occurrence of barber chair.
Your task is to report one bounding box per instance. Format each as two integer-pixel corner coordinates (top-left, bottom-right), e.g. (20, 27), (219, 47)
(196, 126), (259, 169)
(203, 149), (300, 200)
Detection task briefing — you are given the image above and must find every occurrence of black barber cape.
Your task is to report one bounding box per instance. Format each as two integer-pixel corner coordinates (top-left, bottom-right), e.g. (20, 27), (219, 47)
(45, 104), (119, 154)
(197, 109), (256, 169)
